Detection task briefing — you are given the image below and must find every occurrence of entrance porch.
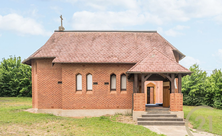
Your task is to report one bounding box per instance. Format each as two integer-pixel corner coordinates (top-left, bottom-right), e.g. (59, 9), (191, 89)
(129, 73), (186, 121)
(126, 49), (192, 122)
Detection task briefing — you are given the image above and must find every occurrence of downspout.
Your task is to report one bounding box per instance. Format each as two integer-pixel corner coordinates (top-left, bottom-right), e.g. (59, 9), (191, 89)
(132, 74), (135, 115)
(132, 93), (134, 114)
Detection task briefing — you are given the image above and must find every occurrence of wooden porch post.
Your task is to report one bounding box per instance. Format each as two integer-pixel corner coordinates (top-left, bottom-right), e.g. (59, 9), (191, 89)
(134, 74), (138, 93)
(178, 73), (182, 93)
(141, 74), (145, 93)
(171, 74), (175, 93)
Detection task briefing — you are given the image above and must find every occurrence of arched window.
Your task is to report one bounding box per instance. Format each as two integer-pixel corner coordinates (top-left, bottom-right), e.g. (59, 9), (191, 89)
(87, 74), (92, 90)
(121, 74), (127, 90)
(76, 74), (82, 91)
(110, 74), (116, 90)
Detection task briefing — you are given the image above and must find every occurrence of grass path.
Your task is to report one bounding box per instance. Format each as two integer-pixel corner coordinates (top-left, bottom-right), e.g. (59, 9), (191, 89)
(0, 97), (163, 136)
(184, 106), (222, 135)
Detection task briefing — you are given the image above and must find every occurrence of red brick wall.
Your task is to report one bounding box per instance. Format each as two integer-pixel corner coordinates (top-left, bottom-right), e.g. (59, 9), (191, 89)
(133, 93), (145, 111)
(32, 60), (38, 108)
(62, 63), (134, 109)
(34, 59), (62, 109)
(170, 93), (183, 111)
(32, 59), (134, 109)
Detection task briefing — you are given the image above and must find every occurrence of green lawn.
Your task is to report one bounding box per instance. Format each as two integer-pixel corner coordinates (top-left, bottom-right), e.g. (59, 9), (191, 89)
(0, 97), (163, 136)
(184, 106), (222, 135)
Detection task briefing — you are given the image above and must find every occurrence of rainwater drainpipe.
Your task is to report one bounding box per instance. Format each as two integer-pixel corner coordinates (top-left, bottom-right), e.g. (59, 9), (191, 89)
(132, 93), (134, 114)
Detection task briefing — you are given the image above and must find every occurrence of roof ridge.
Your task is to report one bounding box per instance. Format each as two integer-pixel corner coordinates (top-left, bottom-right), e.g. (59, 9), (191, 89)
(54, 30), (157, 33)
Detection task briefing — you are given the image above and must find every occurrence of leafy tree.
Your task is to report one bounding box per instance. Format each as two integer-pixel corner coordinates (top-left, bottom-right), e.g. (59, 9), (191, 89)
(205, 69), (222, 109)
(0, 56), (32, 97)
(182, 64), (207, 106)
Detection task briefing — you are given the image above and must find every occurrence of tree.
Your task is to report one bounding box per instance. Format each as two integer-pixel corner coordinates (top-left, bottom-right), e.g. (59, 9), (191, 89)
(205, 69), (222, 109)
(182, 64), (207, 106)
(0, 56), (32, 97)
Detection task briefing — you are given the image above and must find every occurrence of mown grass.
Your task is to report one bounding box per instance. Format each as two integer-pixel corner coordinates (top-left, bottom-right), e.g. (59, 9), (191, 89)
(0, 97), (163, 136)
(183, 106), (222, 135)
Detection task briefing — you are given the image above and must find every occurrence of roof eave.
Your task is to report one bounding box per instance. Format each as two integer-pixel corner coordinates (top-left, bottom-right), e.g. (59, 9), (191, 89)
(126, 71), (192, 74)
(173, 49), (186, 60)
(22, 57), (56, 65)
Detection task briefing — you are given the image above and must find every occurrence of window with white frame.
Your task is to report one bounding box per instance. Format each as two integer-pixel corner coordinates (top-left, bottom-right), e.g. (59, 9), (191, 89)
(87, 74), (92, 90)
(76, 74), (82, 91)
(121, 74), (127, 90)
(110, 74), (116, 90)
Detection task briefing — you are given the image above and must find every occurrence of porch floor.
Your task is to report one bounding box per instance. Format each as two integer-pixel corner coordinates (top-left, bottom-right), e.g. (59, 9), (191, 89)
(145, 103), (163, 107)
(146, 107), (169, 110)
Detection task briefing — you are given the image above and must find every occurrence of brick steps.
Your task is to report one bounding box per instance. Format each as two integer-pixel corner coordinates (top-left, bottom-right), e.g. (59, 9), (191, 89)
(137, 108), (184, 126)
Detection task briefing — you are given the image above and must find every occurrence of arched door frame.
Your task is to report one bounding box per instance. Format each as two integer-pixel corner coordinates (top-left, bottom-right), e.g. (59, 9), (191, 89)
(145, 82), (156, 104)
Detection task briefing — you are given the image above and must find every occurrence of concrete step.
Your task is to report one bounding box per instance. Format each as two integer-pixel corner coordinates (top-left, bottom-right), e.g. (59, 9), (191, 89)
(137, 117), (183, 121)
(138, 121), (185, 126)
(146, 108), (170, 111)
(146, 112), (171, 114)
(142, 114), (177, 117)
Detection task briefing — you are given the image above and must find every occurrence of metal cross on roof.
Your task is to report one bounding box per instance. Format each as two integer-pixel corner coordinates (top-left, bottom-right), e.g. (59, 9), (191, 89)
(59, 15), (65, 31)
(60, 15), (63, 26)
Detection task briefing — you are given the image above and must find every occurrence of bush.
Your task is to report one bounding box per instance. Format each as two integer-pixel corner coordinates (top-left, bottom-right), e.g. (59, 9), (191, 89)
(0, 56), (32, 97)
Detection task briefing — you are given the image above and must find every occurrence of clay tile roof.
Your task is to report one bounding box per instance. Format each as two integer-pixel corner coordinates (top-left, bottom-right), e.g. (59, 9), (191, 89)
(127, 49), (190, 73)
(23, 31), (187, 74)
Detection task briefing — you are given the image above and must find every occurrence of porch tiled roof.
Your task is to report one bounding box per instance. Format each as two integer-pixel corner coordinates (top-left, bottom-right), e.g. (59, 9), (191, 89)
(127, 49), (190, 73)
(23, 31), (184, 65)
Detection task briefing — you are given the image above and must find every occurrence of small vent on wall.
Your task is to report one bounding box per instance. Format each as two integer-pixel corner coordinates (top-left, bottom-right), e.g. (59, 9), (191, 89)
(93, 82), (98, 85)
(104, 82), (109, 85)
(58, 81), (62, 84)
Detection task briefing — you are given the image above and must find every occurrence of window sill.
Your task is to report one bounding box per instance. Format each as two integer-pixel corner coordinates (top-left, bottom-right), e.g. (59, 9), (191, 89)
(86, 91), (93, 94)
(120, 91), (127, 94)
(110, 91), (117, 94)
(76, 91), (82, 94)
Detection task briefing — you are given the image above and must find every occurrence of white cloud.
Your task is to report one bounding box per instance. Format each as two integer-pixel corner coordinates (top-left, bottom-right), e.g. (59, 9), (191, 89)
(72, 10), (148, 29)
(180, 56), (201, 68)
(157, 25), (189, 37)
(65, 0), (139, 10)
(143, 0), (222, 23)
(0, 13), (51, 36)
(67, 0), (222, 25)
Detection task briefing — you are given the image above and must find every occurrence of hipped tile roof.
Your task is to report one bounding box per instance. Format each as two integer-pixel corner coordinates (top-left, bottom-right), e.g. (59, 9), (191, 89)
(127, 49), (190, 73)
(23, 31), (191, 74)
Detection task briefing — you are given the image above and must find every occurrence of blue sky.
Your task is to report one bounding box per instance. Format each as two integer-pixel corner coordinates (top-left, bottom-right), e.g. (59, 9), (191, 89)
(0, 0), (222, 74)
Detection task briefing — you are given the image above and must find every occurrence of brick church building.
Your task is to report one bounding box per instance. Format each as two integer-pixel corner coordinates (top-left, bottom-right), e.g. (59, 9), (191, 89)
(23, 29), (191, 120)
